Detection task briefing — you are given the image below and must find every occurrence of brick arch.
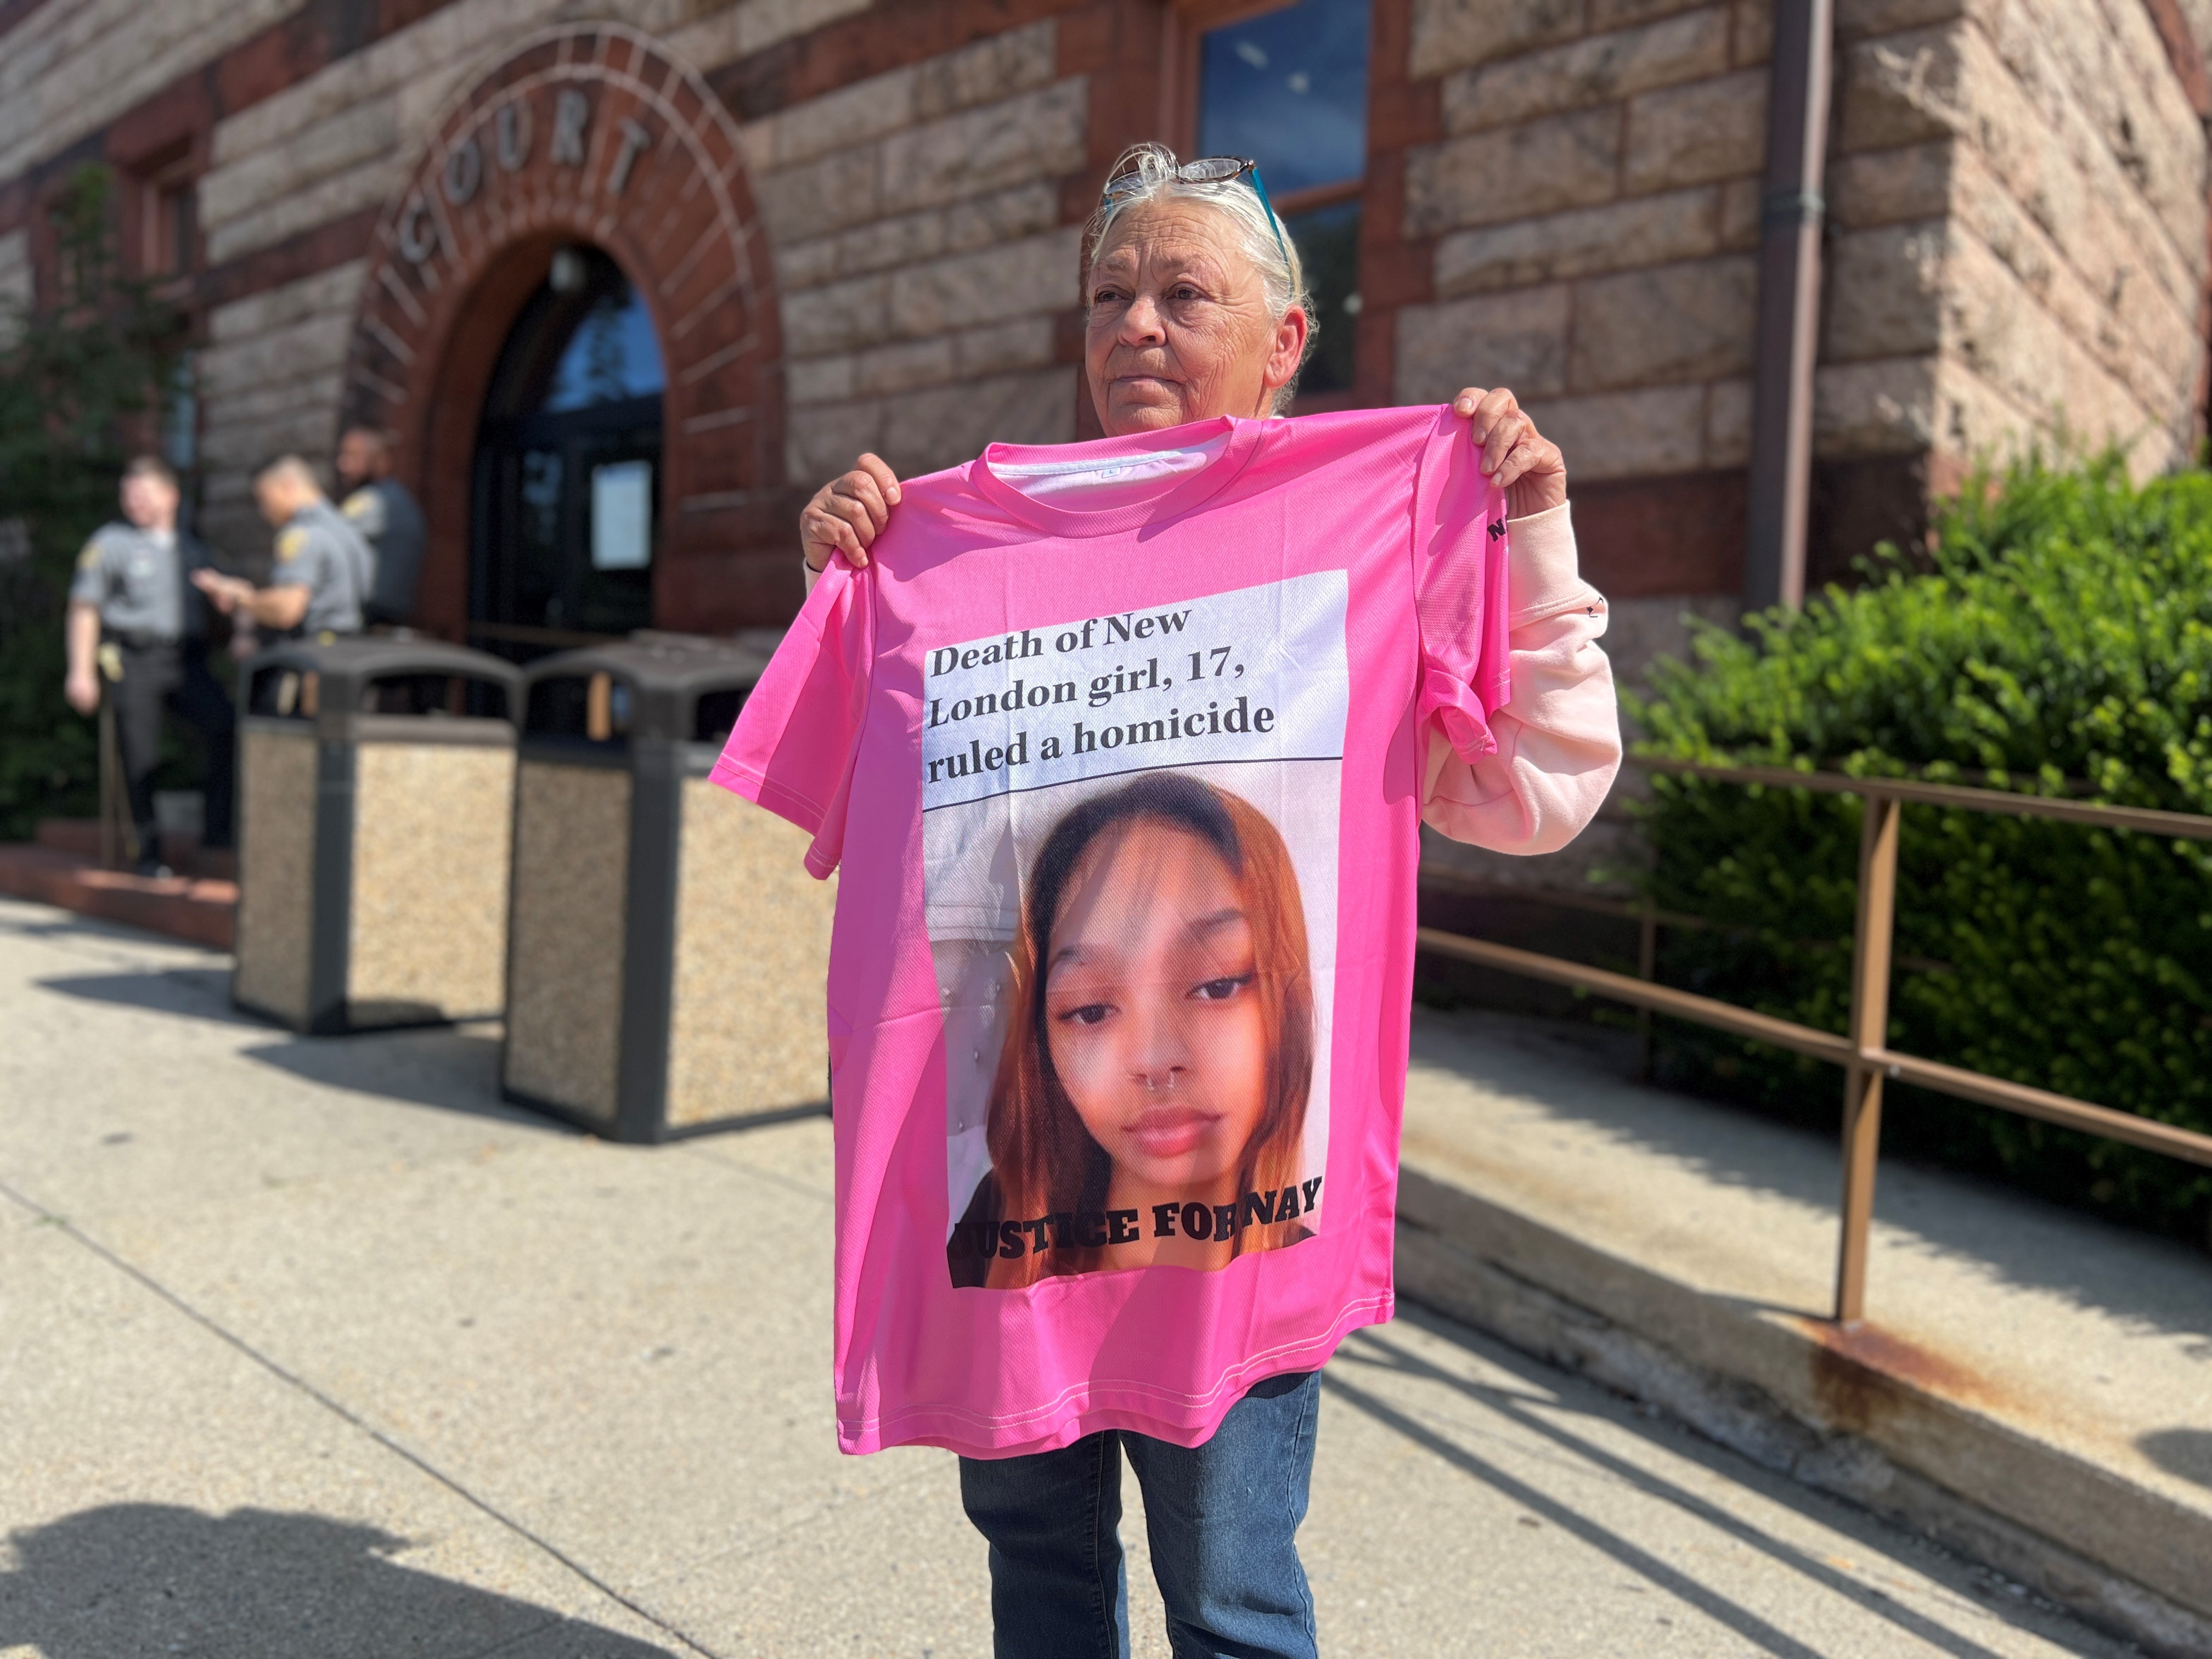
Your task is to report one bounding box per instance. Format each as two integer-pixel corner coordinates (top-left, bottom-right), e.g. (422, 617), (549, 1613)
(342, 22), (791, 638)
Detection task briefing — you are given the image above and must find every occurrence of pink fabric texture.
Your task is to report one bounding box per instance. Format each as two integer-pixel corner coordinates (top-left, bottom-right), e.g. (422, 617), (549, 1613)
(713, 405), (1620, 1457)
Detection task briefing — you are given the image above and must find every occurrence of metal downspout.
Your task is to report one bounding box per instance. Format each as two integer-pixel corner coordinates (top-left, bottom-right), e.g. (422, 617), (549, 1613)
(1743, 0), (1835, 613)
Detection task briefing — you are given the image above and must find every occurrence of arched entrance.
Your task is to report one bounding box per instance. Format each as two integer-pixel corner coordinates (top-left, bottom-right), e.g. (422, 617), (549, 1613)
(472, 245), (665, 655)
(339, 25), (787, 640)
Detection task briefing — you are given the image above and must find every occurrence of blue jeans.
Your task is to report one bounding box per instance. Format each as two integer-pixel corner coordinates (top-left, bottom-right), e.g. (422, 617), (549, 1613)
(957, 1370), (1322, 1659)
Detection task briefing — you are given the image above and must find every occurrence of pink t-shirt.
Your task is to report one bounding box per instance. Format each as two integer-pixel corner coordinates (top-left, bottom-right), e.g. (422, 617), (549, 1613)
(714, 405), (1514, 1458)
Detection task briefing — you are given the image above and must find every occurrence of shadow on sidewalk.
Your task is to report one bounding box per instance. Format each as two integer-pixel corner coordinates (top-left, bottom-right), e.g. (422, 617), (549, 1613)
(37, 967), (558, 1128)
(0, 1504), (679, 1657)
(1322, 1305), (2107, 1659)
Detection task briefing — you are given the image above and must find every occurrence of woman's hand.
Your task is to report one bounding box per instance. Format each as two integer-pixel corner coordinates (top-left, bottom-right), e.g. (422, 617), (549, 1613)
(801, 453), (902, 573)
(1452, 387), (1566, 521)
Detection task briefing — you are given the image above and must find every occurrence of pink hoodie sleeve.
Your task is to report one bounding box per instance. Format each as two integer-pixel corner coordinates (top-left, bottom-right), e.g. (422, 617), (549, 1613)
(1421, 501), (1622, 854)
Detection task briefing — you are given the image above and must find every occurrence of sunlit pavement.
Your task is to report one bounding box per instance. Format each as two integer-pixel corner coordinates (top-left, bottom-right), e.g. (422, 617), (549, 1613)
(0, 896), (2129, 1657)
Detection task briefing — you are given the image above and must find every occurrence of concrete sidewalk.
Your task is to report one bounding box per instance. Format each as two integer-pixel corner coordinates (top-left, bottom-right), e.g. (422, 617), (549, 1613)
(0, 897), (2137, 1657)
(1395, 1006), (2212, 1653)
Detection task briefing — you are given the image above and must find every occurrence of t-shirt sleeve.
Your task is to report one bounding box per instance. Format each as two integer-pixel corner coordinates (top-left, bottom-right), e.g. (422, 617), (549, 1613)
(710, 558), (874, 880)
(1410, 405), (1514, 764)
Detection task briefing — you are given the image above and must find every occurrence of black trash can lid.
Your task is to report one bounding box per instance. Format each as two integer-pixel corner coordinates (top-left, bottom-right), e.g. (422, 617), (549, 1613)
(521, 630), (782, 742)
(249, 635), (524, 698)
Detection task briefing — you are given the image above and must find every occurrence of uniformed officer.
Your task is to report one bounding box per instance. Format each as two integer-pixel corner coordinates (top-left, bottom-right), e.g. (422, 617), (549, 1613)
(63, 455), (238, 877)
(335, 425), (425, 628)
(192, 454), (373, 642)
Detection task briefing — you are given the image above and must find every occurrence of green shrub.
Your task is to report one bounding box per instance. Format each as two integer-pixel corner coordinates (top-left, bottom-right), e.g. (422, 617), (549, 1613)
(1629, 454), (2212, 1241)
(0, 165), (182, 843)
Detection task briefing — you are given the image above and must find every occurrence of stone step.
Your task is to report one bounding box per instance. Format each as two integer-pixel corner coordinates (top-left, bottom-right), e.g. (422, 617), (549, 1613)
(0, 843), (235, 949)
(35, 818), (236, 882)
(1393, 1005), (2212, 1659)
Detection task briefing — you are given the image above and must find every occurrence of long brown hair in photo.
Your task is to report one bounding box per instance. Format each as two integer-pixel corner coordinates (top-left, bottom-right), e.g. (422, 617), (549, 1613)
(983, 771), (1313, 1287)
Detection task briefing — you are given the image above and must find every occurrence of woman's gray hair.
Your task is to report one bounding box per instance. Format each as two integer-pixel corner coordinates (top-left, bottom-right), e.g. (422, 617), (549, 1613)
(1084, 142), (1314, 414)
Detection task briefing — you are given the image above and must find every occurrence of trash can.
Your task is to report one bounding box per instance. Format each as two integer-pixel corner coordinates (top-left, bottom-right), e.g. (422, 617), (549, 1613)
(233, 637), (522, 1034)
(503, 631), (832, 1142)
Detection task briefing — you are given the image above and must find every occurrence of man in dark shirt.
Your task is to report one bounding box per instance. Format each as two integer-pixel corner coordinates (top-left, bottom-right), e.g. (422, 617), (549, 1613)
(63, 455), (236, 875)
(336, 425), (426, 628)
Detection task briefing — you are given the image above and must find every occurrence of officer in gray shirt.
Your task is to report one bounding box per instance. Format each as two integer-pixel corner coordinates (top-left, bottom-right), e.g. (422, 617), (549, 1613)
(194, 454), (373, 641)
(336, 425), (425, 627)
(64, 455), (237, 876)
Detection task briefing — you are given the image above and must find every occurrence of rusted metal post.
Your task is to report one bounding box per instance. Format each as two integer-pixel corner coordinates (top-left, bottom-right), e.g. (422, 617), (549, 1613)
(1836, 791), (1900, 1324)
(1637, 904), (1658, 1082)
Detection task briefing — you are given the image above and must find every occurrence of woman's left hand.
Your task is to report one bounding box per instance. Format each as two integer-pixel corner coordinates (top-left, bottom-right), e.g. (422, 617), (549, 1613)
(1452, 387), (1566, 521)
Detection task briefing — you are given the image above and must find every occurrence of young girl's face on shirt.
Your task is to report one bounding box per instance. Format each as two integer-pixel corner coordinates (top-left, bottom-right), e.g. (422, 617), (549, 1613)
(1042, 819), (1269, 1193)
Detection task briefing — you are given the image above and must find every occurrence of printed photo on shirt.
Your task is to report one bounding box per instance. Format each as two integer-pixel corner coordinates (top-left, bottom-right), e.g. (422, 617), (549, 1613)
(921, 572), (1348, 1289)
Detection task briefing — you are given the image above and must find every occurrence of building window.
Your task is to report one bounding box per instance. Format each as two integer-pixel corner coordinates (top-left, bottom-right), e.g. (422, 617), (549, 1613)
(140, 161), (195, 278)
(1194, 0), (1370, 397)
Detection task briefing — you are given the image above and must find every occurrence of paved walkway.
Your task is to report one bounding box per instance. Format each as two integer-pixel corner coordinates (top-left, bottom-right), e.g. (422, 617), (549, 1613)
(0, 898), (2130, 1657)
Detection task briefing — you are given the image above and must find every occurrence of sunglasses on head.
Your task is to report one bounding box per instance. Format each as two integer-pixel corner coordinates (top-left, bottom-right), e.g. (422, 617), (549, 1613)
(1099, 155), (1291, 269)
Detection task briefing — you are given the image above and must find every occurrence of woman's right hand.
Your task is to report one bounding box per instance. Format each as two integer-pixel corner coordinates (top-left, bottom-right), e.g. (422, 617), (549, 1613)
(801, 453), (902, 573)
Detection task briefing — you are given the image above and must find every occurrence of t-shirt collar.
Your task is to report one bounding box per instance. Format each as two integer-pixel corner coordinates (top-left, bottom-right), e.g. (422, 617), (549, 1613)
(966, 414), (1265, 538)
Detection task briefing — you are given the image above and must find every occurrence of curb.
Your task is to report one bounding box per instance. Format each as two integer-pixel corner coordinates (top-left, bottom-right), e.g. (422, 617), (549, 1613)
(1395, 1167), (2212, 1658)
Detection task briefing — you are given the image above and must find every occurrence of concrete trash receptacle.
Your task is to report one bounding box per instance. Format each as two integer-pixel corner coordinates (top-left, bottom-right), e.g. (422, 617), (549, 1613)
(233, 637), (522, 1034)
(503, 631), (832, 1142)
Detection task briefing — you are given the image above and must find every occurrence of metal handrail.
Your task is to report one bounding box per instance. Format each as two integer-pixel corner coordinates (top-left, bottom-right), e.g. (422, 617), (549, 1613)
(1417, 756), (2212, 1325)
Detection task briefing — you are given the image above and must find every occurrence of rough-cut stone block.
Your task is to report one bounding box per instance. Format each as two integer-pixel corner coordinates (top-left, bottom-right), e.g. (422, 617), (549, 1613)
(1716, 177), (1760, 248)
(1442, 8), (1729, 134)
(1434, 189), (1718, 295)
(787, 399), (888, 484)
(1622, 68), (1767, 191)
(1827, 141), (1953, 228)
(199, 311), (355, 399)
(781, 274), (891, 356)
(878, 80), (1087, 214)
(766, 66), (917, 169)
(755, 145), (883, 246)
(1729, 0), (1773, 64)
(1520, 384), (1707, 478)
(1570, 255), (1757, 389)
(1409, 0), (1587, 80)
(1813, 355), (1939, 457)
(198, 98), (399, 234)
(1835, 0), (1966, 34)
(1395, 286), (1573, 405)
(879, 366), (1076, 474)
(207, 371), (346, 431)
(207, 262), (367, 345)
(0, 0), (293, 182)
(787, 354), (857, 407)
(1590, 0), (1715, 25)
(668, 0), (875, 70)
(1822, 223), (1946, 362)
(888, 227), (1081, 339)
(855, 337), (957, 396)
(204, 156), (403, 266)
(1704, 376), (1753, 466)
(944, 183), (1065, 255)
(1406, 108), (1622, 234)
(955, 317), (1057, 377)
(915, 20), (1058, 119)
(775, 238), (842, 291)
(1836, 26), (1965, 153)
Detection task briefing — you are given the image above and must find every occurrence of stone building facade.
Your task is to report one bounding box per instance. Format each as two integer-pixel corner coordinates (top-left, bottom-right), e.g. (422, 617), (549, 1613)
(2, 0), (2209, 693)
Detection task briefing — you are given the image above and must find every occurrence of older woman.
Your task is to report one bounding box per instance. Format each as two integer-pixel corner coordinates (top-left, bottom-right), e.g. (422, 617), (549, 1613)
(783, 144), (1617, 1657)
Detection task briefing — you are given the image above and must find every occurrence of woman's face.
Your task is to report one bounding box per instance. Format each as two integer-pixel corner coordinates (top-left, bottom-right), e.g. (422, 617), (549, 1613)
(1085, 199), (1307, 435)
(1042, 819), (1271, 1193)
